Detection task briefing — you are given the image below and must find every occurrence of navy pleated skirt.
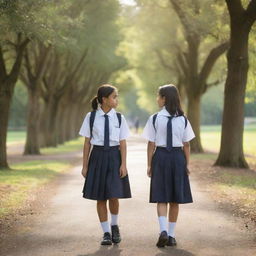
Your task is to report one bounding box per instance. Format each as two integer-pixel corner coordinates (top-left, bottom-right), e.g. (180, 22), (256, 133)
(150, 147), (193, 204)
(82, 145), (132, 200)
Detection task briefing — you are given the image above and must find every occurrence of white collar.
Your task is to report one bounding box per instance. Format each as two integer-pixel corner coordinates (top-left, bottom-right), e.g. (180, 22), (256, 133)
(98, 107), (116, 117)
(158, 106), (178, 117)
(158, 106), (171, 116)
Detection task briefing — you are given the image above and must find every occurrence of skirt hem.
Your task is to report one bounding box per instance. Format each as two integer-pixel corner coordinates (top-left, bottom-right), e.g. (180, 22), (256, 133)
(83, 195), (132, 201)
(149, 200), (193, 204)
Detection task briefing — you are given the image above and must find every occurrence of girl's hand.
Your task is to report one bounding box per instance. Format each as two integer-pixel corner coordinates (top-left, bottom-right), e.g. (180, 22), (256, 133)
(147, 166), (152, 178)
(120, 165), (128, 178)
(186, 166), (190, 175)
(81, 167), (88, 178)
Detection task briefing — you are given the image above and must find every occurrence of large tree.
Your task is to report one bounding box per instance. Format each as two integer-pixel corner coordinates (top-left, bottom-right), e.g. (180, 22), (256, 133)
(21, 42), (51, 154)
(215, 0), (256, 168)
(169, 0), (229, 152)
(0, 34), (29, 169)
(9, 0), (125, 155)
(40, 49), (87, 147)
(0, 0), (47, 169)
(120, 0), (229, 152)
(20, 0), (81, 154)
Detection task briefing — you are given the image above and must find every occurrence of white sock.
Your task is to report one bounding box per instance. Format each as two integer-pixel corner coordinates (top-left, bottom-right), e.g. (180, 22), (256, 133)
(100, 221), (110, 233)
(168, 222), (176, 237)
(111, 214), (118, 226)
(158, 216), (167, 233)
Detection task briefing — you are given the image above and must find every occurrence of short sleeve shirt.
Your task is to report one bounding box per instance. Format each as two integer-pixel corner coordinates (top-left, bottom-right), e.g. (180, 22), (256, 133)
(79, 108), (130, 146)
(142, 107), (195, 147)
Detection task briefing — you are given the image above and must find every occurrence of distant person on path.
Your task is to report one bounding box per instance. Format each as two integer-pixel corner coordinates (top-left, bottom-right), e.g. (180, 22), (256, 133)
(142, 84), (195, 248)
(79, 84), (132, 246)
(134, 116), (140, 133)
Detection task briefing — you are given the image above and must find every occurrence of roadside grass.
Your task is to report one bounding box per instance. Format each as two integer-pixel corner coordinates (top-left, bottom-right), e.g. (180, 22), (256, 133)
(0, 160), (71, 218)
(7, 131), (26, 144)
(191, 152), (256, 224)
(41, 138), (83, 154)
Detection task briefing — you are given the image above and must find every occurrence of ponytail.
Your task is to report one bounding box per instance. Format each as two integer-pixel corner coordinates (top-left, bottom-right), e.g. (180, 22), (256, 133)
(91, 84), (117, 111)
(91, 96), (98, 110)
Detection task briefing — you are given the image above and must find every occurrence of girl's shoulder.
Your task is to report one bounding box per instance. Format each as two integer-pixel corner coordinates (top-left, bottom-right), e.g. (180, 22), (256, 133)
(175, 114), (187, 120)
(115, 111), (123, 116)
(146, 113), (158, 129)
(149, 112), (158, 119)
(85, 111), (92, 118)
(175, 115), (189, 128)
(115, 111), (127, 120)
(113, 110), (122, 118)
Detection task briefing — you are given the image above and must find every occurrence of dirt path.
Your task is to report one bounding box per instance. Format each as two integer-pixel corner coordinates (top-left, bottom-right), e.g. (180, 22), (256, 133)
(1, 136), (255, 256)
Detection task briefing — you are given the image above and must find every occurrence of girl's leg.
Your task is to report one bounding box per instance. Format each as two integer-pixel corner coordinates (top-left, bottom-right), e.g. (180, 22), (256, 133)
(97, 200), (108, 221)
(97, 200), (110, 233)
(168, 203), (179, 237)
(157, 203), (168, 232)
(109, 198), (119, 226)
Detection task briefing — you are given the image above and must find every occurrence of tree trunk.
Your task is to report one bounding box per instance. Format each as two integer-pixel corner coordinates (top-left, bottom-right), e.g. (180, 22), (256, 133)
(44, 98), (59, 147)
(64, 105), (73, 141)
(21, 43), (52, 154)
(0, 85), (12, 169)
(215, 24), (250, 168)
(69, 103), (79, 140)
(56, 105), (66, 145)
(62, 104), (70, 142)
(187, 94), (203, 153)
(39, 102), (48, 148)
(23, 89), (41, 155)
(0, 36), (29, 169)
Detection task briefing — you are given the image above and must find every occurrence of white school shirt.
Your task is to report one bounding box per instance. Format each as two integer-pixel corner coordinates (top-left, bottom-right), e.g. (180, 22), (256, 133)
(79, 108), (130, 146)
(142, 107), (195, 147)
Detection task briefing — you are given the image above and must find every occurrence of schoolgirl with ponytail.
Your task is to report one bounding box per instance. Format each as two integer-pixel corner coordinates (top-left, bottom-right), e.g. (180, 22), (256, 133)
(79, 84), (131, 246)
(142, 84), (195, 248)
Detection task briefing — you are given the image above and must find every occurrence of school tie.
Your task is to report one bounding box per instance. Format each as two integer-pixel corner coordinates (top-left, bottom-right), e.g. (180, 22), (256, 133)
(166, 116), (174, 152)
(104, 114), (110, 150)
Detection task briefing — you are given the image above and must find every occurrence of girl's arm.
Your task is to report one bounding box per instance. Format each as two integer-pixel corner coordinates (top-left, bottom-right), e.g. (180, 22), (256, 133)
(119, 139), (128, 178)
(81, 137), (91, 178)
(147, 141), (156, 177)
(183, 142), (190, 175)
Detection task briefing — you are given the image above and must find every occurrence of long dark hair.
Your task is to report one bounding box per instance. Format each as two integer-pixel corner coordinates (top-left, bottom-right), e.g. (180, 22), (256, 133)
(158, 84), (184, 116)
(91, 84), (117, 110)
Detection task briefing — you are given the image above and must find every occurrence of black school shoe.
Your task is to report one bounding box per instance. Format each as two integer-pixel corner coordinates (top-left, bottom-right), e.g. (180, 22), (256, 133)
(156, 231), (168, 247)
(101, 232), (112, 245)
(111, 225), (121, 244)
(166, 236), (177, 246)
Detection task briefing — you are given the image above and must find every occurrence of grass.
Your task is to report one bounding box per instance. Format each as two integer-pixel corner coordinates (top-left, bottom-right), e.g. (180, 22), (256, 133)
(1, 135), (83, 219)
(7, 131), (84, 153)
(216, 171), (256, 189)
(41, 138), (84, 154)
(191, 150), (256, 223)
(212, 170), (256, 222)
(7, 131), (26, 144)
(191, 153), (256, 171)
(0, 160), (72, 217)
(201, 124), (256, 156)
